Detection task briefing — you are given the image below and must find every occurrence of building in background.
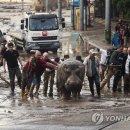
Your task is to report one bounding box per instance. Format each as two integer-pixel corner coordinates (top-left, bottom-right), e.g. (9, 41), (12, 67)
(32, 0), (66, 12)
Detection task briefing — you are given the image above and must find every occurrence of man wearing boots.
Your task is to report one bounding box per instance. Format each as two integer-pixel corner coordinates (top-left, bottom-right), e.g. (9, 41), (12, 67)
(83, 49), (100, 98)
(100, 46), (123, 91)
(3, 42), (23, 95)
(43, 52), (58, 97)
(28, 51), (57, 98)
(21, 50), (36, 99)
(124, 47), (130, 95)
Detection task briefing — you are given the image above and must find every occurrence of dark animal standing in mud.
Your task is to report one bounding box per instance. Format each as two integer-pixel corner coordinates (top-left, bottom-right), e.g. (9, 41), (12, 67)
(57, 59), (85, 99)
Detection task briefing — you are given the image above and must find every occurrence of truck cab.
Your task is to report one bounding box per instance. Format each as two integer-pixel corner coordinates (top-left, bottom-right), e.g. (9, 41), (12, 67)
(21, 12), (64, 53)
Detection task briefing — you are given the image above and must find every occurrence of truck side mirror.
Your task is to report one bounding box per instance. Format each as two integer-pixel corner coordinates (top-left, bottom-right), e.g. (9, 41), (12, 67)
(21, 24), (24, 30)
(21, 19), (24, 24)
(61, 18), (65, 22)
(61, 18), (65, 28)
(62, 22), (65, 28)
(25, 18), (28, 29)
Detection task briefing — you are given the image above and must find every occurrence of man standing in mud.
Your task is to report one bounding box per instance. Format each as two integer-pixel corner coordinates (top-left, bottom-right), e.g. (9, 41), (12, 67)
(28, 51), (57, 98)
(43, 52), (58, 97)
(3, 42), (23, 95)
(83, 49), (100, 98)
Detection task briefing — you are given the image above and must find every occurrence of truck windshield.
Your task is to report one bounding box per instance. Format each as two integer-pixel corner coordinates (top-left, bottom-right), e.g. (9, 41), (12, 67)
(29, 17), (58, 31)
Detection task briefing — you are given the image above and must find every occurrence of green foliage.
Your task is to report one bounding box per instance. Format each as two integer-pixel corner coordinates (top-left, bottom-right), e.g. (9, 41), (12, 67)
(117, 0), (124, 12)
(94, 0), (130, 19)
(112, 0), (119, 4)
(125, 10), (130, 18)
(112, 0), (130, 18)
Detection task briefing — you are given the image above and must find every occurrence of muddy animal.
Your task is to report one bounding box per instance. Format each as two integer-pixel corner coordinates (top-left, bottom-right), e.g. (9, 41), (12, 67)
(57, 59), (85, 99)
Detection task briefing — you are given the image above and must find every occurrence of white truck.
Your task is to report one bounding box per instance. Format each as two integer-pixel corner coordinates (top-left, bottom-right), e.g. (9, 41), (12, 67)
(9, 12), (65, 53)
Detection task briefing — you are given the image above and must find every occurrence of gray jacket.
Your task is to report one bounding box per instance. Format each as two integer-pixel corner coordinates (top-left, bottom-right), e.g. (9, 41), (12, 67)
(83, 55), (100, 77)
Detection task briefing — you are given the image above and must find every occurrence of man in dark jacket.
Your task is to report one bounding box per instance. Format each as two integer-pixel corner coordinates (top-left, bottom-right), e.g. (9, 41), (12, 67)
(100, 45), (123, 91)
(3, 42), (23, 95)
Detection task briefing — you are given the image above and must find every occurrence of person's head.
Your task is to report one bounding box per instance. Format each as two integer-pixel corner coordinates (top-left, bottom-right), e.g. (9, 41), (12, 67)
(3, 40), (7, 45)
(115, 27), (119, 32)
(117, 45), (123, 52)
(123, 47), (128, 54)
(35, 50), (41, 59)
(30, 50), (36, 55)
(64, 54), (69, 60)
(54, 57), (60, 63)
(43, 52), (49, 60)
(89, 49), (97, 58)
(76, 55), (83, 62)
(127, 47), (130, 55)
(7, 42), (14, 51)
(125, 24), (129, 28)
(118, 18), (122, 24)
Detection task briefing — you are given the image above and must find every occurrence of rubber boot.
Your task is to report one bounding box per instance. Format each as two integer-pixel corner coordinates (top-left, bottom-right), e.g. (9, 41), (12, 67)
(21, 89), (25, 99)
(29, 86), (34, 99)
(49, 85), (53, 97)
(24, 88), (29, 98)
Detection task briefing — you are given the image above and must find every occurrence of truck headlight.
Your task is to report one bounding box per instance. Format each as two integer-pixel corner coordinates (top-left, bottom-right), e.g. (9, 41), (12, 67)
(53, 42), (60, 46)
(31, 43), (36, 47)
(27, 42), (36, 47)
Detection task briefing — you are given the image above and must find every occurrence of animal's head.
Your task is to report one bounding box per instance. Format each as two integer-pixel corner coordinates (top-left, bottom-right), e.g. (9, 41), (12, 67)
(62, 60), (85, 91)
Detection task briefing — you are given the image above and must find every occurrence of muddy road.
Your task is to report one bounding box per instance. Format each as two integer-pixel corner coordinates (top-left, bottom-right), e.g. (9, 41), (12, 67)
(1, 75), (130, 130)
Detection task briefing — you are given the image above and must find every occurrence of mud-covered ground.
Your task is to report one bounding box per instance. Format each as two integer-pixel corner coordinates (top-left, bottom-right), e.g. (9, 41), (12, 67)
(1, 74), (130, 130)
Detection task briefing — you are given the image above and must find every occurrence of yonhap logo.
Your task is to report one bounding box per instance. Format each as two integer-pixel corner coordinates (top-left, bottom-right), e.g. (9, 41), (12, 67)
(92, 112), (104, 125)
(92, 112), (130, 125)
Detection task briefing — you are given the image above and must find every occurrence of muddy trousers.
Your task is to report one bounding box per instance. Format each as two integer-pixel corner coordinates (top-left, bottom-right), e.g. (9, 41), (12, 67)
(21, 72), (32, 94)
(100, 67), (116, 90)
(100, 65), (110, 88)
(43, 70), (55, 95)
(113, 70), (122, 92)
(124, 74), (130, 94)
(88, 74), (100, 96)
(8, 67), (22, 92)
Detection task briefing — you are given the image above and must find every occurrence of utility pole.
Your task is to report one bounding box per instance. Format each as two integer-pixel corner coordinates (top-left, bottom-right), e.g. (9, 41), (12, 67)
(58, 0), (62, 23)
(71, 1), (75, 30)
(21, 0), (24, 15)
(46, 0), (49, 12)
(84, 0), (87, 30)
(105, 0), (111, 44)
(80, 0), (84, 31)
(88, 0), (91, 26)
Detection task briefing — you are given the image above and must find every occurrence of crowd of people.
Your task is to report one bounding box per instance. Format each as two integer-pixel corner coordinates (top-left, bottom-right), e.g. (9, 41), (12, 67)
(0, 38), (130, 99)
(84, 45), (130, 98)
(0, 41), (77, 99)
(112, 19), (130, 47)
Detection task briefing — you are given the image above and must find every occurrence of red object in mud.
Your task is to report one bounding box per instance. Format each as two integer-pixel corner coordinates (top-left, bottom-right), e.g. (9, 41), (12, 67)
(42, 31), (48, 37)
